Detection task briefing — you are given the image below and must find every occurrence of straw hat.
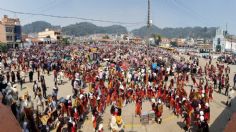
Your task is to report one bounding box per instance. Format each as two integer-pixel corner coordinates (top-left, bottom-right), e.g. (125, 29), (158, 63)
(24, 91), (29, 97)
(116, 116), (123, 125)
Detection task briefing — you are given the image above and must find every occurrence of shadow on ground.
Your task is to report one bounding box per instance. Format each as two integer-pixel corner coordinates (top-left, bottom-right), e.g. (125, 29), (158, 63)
(210, 97), (236, 132)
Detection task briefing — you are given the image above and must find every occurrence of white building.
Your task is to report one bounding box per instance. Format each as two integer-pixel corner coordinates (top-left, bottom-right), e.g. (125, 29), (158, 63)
(213, 28), (236, 52)
(38, 28), (61, 43)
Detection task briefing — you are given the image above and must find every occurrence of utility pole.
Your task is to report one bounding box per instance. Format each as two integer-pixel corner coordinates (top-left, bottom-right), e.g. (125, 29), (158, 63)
(147, 0), (152, 48)
(147, 0), (151, 29)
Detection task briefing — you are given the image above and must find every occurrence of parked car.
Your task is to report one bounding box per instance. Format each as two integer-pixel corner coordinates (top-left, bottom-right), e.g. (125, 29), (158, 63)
(217, 55), (236, 65)
(217, 56), (225, 62)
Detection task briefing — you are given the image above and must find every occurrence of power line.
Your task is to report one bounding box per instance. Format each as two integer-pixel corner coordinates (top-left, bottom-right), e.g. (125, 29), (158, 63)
(0, 7), (144, 25)
(21, 0), (65, 23)
(171, 0), (211, 26)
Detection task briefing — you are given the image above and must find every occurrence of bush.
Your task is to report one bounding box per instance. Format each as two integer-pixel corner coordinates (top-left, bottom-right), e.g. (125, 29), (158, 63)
(0, 43), (8, 53)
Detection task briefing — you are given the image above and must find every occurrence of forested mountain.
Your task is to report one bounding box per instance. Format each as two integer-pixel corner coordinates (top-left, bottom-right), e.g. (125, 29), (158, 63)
(22, 21), (127, 36)
(62, 22), (128, 36)
(22, 21), (60, 34)
(131, 25), (217, 38)
(22, 21), (216, 38)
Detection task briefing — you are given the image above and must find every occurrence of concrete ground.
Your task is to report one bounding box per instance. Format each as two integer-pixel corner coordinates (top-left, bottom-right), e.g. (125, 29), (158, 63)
(16, 53), (236, 132)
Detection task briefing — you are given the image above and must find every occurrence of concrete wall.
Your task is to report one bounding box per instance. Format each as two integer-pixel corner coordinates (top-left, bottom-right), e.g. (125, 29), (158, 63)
(225, 41), (236, 52)
(0, 24), (6, 43)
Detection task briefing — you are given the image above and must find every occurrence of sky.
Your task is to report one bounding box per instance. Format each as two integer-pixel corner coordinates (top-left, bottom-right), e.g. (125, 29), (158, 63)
(0, 0), (235, 34)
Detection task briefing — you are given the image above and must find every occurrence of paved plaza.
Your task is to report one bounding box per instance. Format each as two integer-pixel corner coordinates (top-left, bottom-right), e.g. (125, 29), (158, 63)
(14, 53), (236, 132)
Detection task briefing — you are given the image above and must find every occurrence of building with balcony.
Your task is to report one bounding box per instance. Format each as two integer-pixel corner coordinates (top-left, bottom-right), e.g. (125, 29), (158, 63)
(0, 15), (22, 48)
(38, 28), (61, 43)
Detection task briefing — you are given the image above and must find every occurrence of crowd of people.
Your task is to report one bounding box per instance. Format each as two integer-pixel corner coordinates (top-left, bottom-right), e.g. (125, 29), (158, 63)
(0, 43), (235, 132)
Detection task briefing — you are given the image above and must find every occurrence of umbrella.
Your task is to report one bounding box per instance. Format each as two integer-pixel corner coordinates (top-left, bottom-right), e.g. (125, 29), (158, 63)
(152, 63), (157, 70)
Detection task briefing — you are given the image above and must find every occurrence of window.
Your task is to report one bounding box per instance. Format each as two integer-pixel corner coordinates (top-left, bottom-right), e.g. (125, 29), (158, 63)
(5, 27), (13, 32)
(6, 36), (13, 41)
(54, 32), (60, 35)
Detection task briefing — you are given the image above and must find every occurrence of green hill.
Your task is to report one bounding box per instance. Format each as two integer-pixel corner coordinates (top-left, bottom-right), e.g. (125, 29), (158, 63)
(22, 21), (216, 38)
(22, 21), (60, 34)
(132, 25), (217, 38)
(62, 22), (128, 36)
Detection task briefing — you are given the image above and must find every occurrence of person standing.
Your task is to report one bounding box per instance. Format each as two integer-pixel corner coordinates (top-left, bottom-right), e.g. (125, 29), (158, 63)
(225, 81), (230, 96)
(37, 68), (41, 82)
(6, 72), (10, 83)
(11, 71), (16, 84)
(73, 78), (79, 97)
(135, 97), (142, 117)
(35, 92), (44, 116)
(218, 77), (222, 94)
(53, 69), (57, 84)
(47, 63), (50, 76)
(209, 56), (212, 65)
(33, 81), (39, 99)
(52, 86), (58, 99)
(225, 65), (230, 74)
(234, 74), (236, 89)
(29, 70), (33, 82)
(40, 74), (44, 83)
(16, 70), (20, 82)
(156, 100), (163, 124)
(196, 58), (199, 66)
(213, 75), (217, 89)
(41, 80), (47, 99)
(226, 89), (235, 107)
(20, 76), (23, 90)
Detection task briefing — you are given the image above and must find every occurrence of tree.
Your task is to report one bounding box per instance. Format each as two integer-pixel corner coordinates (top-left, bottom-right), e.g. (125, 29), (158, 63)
(170, 41), (178, 47)
(61, 38), (70, 45)
(102, 35), (110, 39)
(0, 43), (8, 53)
(152, 34), (162, 45)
